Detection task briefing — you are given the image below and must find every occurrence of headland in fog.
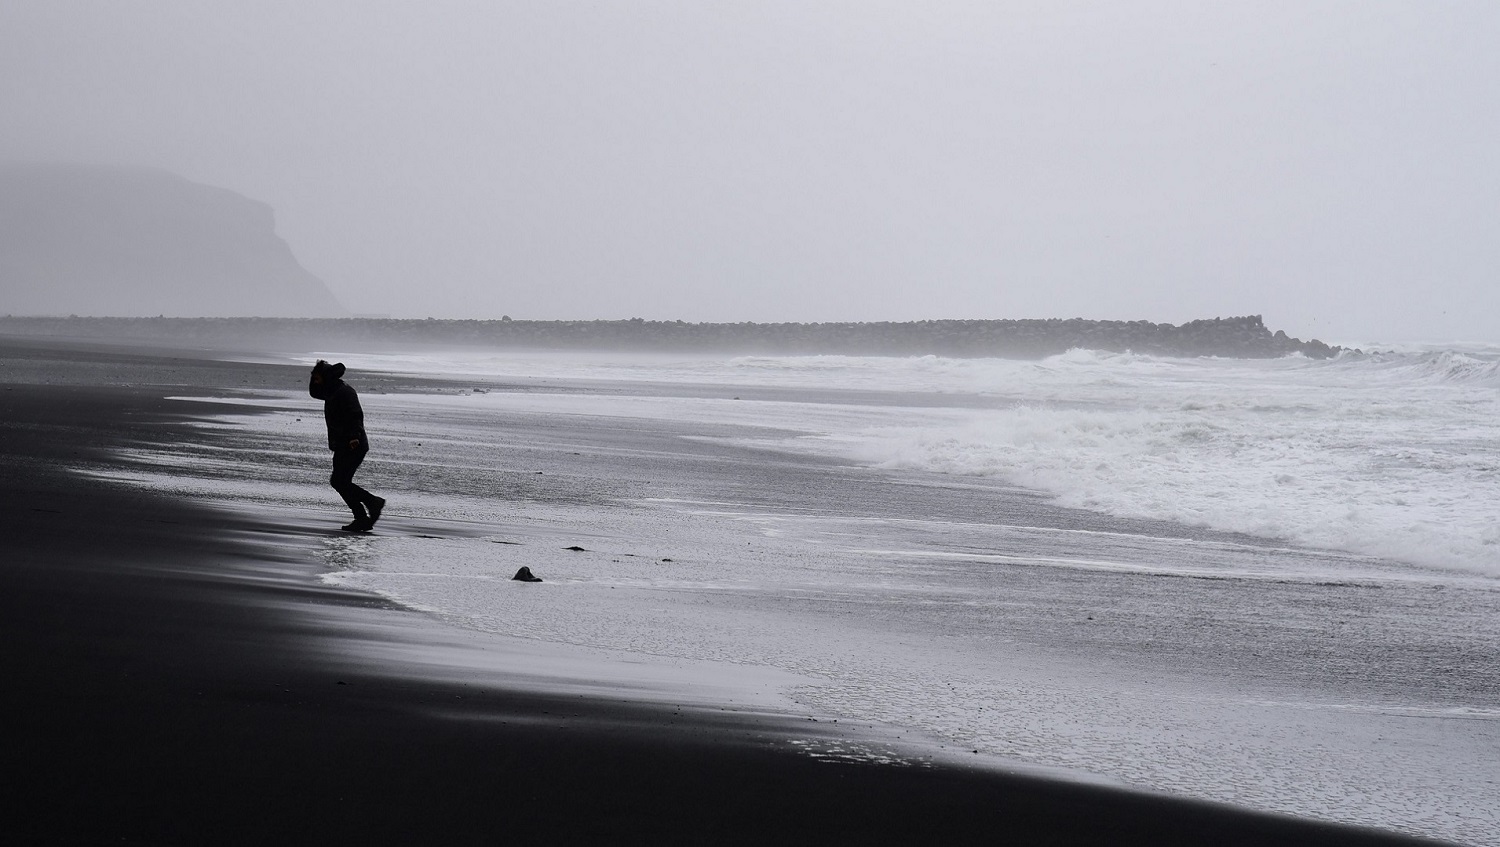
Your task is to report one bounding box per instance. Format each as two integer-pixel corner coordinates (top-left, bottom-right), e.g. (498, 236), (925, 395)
(0, 164), (344, 318)
(0, 313), (1342, 359)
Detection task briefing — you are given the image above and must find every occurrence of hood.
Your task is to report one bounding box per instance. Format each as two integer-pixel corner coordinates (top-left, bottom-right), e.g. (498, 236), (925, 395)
(309, 360), (345, 400)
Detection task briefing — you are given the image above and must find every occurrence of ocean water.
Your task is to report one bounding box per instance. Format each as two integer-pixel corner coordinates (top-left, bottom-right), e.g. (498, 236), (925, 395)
(101, 345), (1500, 843)
(339, 344), (1500, 577)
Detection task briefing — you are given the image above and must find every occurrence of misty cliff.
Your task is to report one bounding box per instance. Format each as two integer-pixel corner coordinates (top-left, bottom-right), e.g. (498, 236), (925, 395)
(0, 164), (343, 317)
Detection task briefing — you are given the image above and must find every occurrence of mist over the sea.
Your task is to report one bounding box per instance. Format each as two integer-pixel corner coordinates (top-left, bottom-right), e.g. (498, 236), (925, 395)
(3, 2), (1497, 343)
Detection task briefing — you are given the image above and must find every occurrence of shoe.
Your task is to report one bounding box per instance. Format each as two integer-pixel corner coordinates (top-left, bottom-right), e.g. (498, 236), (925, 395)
(342, 518), (373, 532)
(367, 497), (386, 527)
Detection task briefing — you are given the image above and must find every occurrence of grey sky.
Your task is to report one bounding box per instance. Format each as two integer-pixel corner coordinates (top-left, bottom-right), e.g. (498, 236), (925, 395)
(2, 1), (1496, 343)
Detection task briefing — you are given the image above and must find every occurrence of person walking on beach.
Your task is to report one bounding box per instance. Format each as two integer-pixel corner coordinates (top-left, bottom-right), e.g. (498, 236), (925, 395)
(309, 360), (385, 532)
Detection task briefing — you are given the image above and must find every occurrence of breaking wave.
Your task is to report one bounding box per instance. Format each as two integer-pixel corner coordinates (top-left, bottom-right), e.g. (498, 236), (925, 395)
(327, 343), (1500, 577)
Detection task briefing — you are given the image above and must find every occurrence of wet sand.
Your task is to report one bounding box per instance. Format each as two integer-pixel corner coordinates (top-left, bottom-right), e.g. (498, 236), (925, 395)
(0, 336), (1447, 845)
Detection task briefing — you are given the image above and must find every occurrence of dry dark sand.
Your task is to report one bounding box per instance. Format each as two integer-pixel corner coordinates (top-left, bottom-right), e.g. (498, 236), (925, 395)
(0, 337), (1448, 845)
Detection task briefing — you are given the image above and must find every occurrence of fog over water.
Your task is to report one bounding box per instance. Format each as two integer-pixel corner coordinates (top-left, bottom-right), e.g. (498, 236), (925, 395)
(2, 2), (1497, 343)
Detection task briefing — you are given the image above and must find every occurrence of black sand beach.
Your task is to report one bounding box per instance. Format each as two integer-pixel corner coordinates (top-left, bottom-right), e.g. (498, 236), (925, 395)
(0, 337), (1449, 845)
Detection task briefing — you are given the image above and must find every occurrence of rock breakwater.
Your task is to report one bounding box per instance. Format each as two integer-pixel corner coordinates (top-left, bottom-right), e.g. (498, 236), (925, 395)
(0, 314), (1342, 359)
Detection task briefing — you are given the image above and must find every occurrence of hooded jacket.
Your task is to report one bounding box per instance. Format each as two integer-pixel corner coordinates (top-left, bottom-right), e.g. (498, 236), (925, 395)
(309, 361), (368, 452)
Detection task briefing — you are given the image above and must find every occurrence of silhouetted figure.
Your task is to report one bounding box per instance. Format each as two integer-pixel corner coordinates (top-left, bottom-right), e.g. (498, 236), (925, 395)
(309, 360), (385, 532)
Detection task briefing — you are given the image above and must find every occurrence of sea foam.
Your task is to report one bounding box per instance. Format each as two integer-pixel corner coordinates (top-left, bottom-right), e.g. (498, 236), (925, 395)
(327, 345), (1500, 577)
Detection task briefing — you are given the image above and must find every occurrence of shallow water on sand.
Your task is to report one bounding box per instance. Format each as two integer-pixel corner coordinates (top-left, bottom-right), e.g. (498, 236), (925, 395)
(324, 346), (1500, 577)
(98, 366), (1500, 845)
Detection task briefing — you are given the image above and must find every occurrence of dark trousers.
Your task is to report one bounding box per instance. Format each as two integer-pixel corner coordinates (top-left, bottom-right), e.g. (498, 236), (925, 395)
(330, 447), (378, 519)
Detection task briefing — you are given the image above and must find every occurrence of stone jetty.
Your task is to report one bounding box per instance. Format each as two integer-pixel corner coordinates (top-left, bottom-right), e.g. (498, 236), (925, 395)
(0, 314), (1343, 359)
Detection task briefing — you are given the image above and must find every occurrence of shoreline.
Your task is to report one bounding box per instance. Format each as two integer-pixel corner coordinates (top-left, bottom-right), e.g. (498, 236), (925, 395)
(0, 335), (1451, 845)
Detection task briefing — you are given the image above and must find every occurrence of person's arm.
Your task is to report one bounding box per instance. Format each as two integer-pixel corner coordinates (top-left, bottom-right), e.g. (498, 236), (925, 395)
(333, 386), (367, 449)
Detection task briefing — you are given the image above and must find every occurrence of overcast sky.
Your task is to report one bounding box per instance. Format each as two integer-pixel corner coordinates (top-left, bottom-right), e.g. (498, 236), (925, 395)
(2, 1), (1496, 342)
